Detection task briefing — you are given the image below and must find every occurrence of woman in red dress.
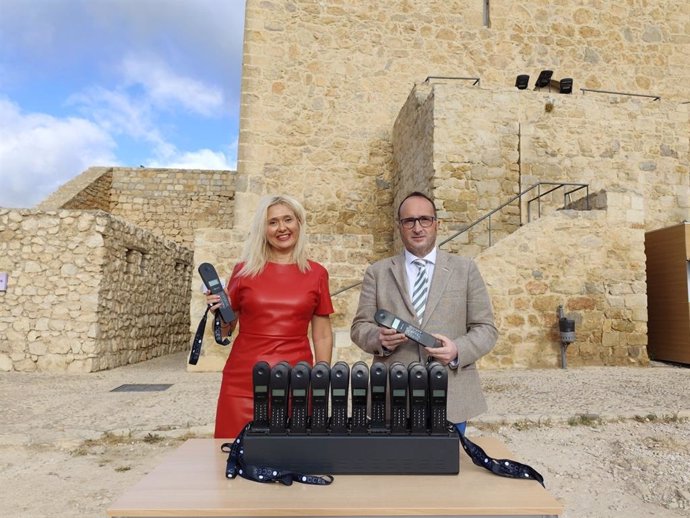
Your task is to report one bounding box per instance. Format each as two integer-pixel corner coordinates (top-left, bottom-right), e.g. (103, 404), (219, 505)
(205, 195), (334, 438)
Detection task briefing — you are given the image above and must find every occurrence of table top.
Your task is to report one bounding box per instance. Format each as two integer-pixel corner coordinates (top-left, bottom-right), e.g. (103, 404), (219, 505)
(108, 437), (563, 517)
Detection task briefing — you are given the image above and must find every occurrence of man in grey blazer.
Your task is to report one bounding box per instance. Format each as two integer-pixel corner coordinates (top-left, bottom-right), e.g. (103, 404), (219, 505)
(350, 191), (498, 433)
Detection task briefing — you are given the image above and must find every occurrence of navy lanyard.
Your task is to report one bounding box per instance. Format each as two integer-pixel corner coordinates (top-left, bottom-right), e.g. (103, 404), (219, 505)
(222, 424), (334, 486)
(188, 305), (230, 365)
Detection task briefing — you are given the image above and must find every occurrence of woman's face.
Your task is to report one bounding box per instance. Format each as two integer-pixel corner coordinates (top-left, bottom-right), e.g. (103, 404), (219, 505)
(265, 203), (300, 254)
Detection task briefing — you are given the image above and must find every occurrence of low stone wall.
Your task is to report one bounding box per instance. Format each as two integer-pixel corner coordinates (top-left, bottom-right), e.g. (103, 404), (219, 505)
(39, 167), (236, 248)
(0, 209), (193, 372)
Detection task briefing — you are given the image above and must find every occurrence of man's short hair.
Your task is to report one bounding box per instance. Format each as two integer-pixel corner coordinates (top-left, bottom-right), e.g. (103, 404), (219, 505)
(397, 191), (437, 219)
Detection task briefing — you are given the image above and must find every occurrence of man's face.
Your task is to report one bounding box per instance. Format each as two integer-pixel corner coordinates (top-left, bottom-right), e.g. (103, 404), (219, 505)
(398, 196), (439, 257)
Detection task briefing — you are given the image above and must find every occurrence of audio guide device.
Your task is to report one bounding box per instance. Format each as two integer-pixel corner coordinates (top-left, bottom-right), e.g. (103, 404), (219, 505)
(198, 262), (235, 323)
(374, 309), (439, 348)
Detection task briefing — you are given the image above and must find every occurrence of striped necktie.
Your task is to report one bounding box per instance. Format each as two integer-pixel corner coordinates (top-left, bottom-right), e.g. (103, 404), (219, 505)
(411, 259), (428, 323)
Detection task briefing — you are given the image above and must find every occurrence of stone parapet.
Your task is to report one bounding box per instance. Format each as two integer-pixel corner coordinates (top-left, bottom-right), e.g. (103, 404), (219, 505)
(38, 167), (236, 248)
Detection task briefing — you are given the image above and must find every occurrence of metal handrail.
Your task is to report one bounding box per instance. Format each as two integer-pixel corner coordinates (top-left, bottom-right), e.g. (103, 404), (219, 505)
(424, 76), (480, 86)
(580, 88), (660, 101)
(333, 182), (590, 296)
(439, 182), (589, 248)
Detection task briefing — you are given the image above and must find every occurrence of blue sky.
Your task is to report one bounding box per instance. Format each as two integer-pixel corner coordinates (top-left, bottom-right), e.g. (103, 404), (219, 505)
(0, 0), (246, 208)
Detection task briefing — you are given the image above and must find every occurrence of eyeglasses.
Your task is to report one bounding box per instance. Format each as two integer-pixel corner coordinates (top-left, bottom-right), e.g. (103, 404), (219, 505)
(399, 216), (437, 229)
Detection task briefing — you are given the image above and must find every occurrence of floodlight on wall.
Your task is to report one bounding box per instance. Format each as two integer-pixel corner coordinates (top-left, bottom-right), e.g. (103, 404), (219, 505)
(559, 78), (573, 94)
(534, 70), (553, 89)
(515, 74), (530, 90)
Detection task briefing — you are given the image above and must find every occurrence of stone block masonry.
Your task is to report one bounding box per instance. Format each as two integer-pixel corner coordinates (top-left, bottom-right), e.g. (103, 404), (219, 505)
(0, 210), (193, 373)
(40, 167), (236, 248)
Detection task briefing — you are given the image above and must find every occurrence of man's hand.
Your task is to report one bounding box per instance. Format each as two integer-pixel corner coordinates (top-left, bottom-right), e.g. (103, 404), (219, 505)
(425, 333), (459, 366)
(379, 327), (406, 352)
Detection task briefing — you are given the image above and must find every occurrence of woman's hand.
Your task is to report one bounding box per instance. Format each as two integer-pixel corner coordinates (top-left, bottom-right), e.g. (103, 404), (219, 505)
(204, 290), (222, 313)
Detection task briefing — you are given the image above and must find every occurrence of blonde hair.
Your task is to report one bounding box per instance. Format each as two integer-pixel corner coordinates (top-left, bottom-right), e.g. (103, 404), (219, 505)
(238, 194), (310, 277)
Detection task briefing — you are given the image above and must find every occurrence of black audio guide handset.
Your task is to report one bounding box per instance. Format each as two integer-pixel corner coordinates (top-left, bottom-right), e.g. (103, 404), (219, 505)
(269, 362), (291, 434)
(198, 263), (235, 323)
(289, 361), (311, 434)
(374, 309), (440, 348)
(350, 361), (369, 434)
(251, 361), (271, 433)
(408, 362), (429, 435)
(427, 361), (449, 435)
(189, 263), (234, 365)
(329, 361), (350, 434)
(389, 361), (409, 434)
(309, 362), (330, 434)
(369, 361), (388, 432)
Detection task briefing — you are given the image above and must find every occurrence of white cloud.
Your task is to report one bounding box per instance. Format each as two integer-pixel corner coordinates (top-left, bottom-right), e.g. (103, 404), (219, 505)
(120, 56), (224, 117)
(0, 98), (117, 208)
(147, 148), (235, 170)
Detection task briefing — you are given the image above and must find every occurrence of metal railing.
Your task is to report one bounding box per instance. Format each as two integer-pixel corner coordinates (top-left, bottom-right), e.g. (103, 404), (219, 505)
(438, 182), (588, 248)
(333, 182), (590, 297)
(580, 88), (660, 101)
(424, 76), (480, 86)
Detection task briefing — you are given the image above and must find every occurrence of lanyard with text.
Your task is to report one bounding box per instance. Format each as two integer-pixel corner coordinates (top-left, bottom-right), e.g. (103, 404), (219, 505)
(188, 305), (231, 365)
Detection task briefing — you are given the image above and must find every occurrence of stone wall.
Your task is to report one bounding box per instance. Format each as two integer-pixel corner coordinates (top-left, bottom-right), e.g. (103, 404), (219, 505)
(238, 0), (689, 251)
(0, 209), (193, 372)
(393, 82), (689, 256)
(40, 167), (236, 248)
(476, 203), (649, 368)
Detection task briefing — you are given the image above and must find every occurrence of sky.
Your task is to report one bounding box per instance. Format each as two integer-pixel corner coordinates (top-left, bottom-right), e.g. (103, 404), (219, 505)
(0, 0), (246, 208)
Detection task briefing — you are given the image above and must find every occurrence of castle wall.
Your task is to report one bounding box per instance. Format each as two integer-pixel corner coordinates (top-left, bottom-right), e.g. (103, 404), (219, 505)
(39, 167), (236, 248)
(239, 0), (689, 253)
(0, 209), (192, 372)
(393, 82), (689, 256)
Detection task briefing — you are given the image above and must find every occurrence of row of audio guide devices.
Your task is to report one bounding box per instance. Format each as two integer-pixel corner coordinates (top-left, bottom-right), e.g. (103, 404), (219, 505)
(243, 360), (459, 474)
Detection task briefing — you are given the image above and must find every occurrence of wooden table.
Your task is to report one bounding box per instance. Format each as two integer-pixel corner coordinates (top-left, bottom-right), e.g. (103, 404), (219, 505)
(108, 437), (563, 517)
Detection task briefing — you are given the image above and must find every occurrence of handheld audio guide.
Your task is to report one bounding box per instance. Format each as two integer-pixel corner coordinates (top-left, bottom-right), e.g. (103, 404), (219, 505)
(369, 362), (388, 431)
(269, 362), (291, 433)
(329, 361), (350, 434)
(309, 362), (330, 433)
(427, 361), (449, 435)
(350, 361), (369, 434)
(374, 309), (439, 348)
(389, 361), (409, 434)
(251, 361), (271, 433)
(408, 362), (429, 435)
(198, 263), (236, 323)
(289, 362), (311, 434)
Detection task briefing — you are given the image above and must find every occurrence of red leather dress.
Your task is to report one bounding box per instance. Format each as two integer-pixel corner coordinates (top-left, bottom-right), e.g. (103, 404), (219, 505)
(214, 260), (334, 438)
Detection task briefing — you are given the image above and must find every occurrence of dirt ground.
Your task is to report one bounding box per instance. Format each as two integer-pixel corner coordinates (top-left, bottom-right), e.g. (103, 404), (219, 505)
(1, 419), (688, 517)
(1, 354), (688, 517)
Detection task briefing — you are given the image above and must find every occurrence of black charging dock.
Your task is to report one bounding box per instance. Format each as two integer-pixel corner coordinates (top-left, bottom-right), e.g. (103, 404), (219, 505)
(243, 430), (459, 474)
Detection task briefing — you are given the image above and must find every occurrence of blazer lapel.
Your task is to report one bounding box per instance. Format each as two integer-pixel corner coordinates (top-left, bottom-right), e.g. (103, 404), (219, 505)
(423, 250), (452, 325)
(390, 253), (415, 316)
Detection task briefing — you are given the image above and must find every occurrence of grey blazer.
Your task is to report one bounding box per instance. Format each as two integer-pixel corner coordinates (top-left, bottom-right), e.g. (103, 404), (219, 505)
(350, 249), (498, 423)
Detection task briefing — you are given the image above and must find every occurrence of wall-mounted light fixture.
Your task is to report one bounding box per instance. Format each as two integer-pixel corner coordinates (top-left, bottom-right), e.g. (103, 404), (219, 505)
(515, 74), (530, 90)
(559, 78), (573, 94)
(534, 70), (553, 89)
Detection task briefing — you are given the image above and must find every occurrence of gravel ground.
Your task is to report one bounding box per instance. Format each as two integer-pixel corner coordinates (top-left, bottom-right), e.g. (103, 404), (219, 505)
(0, 352), (687, 517)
